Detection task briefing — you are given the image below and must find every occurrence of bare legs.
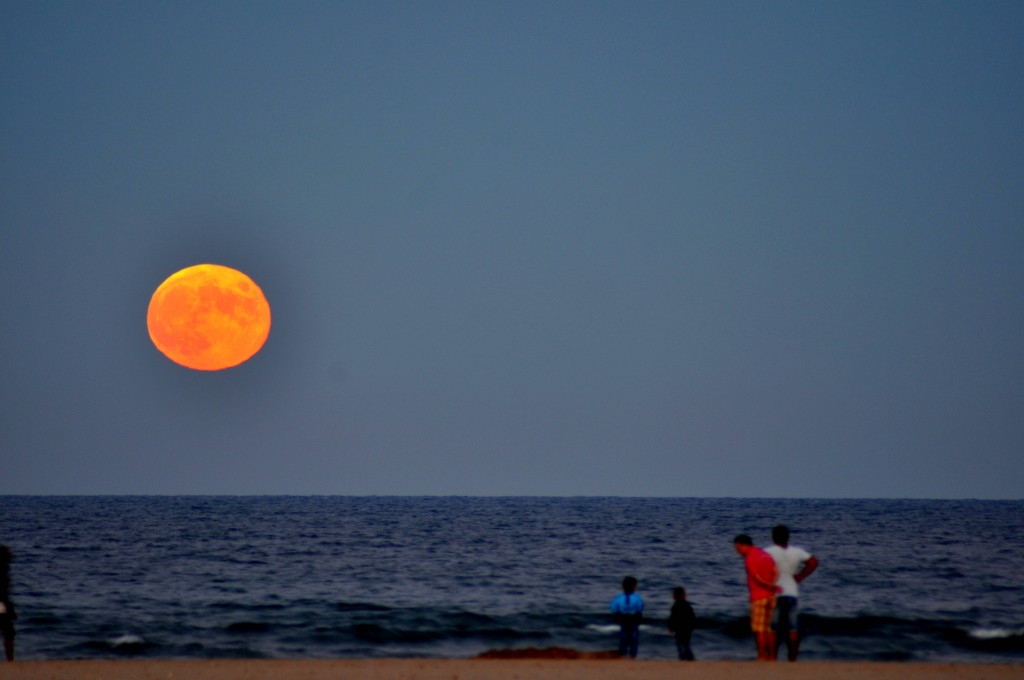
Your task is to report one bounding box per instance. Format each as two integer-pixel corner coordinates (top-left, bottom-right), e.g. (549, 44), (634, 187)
(755, 631), (776, 661)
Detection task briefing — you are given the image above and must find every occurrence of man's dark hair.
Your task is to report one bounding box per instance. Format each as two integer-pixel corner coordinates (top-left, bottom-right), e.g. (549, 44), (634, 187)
(733, 534), (753, 546)
(772, 525), (790, 545)
(622, 576), (638, 592)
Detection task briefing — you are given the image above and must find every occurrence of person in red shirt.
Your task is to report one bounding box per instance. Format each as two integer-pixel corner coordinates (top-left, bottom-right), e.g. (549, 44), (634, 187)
(733, 534), (779, 661)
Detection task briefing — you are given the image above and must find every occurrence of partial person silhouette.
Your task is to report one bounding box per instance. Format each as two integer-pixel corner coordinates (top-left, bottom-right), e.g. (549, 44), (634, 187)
(0, 546), (15, 662)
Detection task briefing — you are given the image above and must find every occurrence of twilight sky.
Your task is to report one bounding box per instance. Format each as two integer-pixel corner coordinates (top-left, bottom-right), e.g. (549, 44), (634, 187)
(2, 1), (1021, 497)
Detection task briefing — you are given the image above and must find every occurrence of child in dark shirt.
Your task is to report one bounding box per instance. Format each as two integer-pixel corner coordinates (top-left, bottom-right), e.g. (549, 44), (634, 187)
(667, 586), (696, 660)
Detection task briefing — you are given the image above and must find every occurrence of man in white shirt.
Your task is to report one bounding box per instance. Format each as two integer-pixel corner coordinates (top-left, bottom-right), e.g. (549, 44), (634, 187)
(764, 525), (818, 661)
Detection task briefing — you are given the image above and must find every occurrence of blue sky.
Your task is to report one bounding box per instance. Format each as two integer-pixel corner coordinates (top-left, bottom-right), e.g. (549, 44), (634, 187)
(2, 1), (1021, 497)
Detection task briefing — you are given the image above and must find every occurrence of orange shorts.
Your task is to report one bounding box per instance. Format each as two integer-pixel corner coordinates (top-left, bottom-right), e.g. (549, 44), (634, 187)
(749, 596), (776, 633)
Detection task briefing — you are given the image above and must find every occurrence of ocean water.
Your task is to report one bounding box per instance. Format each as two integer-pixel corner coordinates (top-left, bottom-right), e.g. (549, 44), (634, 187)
(0, 496), (1021, 662)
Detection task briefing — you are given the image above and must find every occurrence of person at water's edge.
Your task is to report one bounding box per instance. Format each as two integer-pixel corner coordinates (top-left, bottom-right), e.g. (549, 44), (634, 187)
(610, 576), (644, 658)
(765, 525), (818, 661)
(0, 546), (16, 662)
(734, 534), (779, 661)
(667, 586), (696, 660)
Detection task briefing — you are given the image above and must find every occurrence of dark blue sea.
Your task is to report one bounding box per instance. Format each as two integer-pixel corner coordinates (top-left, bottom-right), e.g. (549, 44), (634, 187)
(1, 497), (1021, 662)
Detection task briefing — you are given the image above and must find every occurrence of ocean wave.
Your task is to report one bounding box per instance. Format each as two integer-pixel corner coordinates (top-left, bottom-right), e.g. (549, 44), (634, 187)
(225, 621), (272, 633)
(111, 634), (146, 647)
(586, 624), (619, 634)
(798, 614), (941, 636)
(969, 627), (1024, 639)
(335, 601), (393, 613)
(67, 633), (158, 656)
(949, 627), (1024, 652)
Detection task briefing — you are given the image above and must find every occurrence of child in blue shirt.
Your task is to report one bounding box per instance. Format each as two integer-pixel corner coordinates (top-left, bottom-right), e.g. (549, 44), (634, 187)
(610, 576), (644, 658)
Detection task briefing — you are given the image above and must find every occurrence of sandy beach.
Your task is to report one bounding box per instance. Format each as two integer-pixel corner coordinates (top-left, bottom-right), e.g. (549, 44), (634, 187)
(0, 660), (1021, 680)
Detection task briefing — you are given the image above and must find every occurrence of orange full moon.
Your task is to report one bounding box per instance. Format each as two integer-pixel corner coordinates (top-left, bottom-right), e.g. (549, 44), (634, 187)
(147, 264), (271, 371)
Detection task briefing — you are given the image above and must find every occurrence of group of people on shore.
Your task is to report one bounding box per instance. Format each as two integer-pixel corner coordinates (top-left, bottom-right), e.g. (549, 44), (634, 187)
(610, 524), (818, 661)
(1, 528), (816, 664)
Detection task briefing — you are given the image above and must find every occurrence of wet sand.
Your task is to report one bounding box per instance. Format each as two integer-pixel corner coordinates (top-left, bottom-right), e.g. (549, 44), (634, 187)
(0, 660), (1021, 680)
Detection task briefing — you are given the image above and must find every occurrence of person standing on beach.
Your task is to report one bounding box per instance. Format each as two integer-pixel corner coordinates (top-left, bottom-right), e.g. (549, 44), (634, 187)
(733, 534), (779, 661)
(0, 546), (15, 662)
(765, 525), (818, 661)
(667, 586), (697, 660)
(610, 576), (644, 658)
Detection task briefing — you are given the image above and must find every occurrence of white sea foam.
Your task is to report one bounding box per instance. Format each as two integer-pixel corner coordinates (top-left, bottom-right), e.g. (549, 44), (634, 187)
(586, 624), (620, 634)
(968, 627), (1024, 640)
(586, 623), (668, 635)
(110, 634), (145, 647)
